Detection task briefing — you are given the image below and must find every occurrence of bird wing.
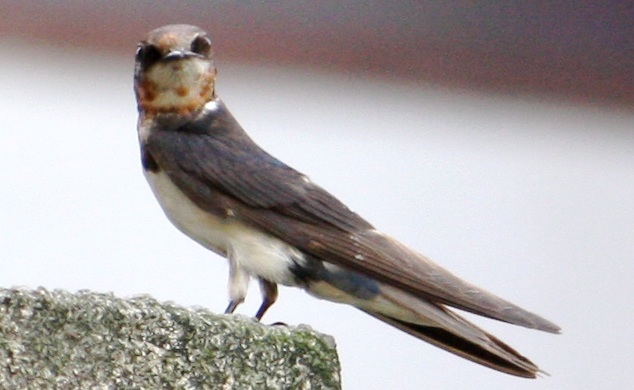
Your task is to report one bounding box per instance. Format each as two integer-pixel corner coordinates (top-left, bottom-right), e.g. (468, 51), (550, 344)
(145, 102), (560, 334)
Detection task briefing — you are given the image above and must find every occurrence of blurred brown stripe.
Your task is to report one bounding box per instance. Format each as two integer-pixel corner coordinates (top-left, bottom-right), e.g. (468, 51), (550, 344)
(2, 1), (632, 107)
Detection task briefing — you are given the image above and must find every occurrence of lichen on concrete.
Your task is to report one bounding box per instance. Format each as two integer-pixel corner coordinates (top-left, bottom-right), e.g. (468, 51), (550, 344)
(0, 287), (341, 389)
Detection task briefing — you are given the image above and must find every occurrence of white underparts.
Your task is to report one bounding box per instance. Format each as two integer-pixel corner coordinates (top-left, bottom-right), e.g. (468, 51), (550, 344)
(144, 169), (302, 302)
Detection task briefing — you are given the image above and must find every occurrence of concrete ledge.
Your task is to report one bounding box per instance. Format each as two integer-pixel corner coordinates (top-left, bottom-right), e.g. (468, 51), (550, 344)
(0, 287), (340, 389)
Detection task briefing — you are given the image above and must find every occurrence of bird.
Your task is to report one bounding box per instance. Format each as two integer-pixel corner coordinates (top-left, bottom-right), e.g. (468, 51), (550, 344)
(134, 24), (560, 378)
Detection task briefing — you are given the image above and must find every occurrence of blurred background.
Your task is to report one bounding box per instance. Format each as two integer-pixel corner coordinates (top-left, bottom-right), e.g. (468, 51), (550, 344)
(1, 1), (633, 389)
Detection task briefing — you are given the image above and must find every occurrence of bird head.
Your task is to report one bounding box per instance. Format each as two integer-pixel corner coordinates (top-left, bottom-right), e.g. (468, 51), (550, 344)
(134, 24), (217, 117)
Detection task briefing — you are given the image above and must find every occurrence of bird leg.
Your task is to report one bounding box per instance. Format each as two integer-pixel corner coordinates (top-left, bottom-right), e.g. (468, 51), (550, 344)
(225, 300), (241, 314)
(255, 279), (278, 321)
(226, 256), (249, 315)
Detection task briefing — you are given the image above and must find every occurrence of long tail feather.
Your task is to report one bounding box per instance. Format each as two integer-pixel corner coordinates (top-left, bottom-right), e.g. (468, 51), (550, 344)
(359, 284), (546, 377)
(366, 310), (541, 378)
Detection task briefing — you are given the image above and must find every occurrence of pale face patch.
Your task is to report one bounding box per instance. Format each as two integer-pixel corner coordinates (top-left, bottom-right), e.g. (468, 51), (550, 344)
(137, 56), (216, 115)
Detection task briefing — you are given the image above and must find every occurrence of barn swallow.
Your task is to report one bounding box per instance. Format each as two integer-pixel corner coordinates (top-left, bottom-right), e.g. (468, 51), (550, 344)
(134, 24), (560, 378)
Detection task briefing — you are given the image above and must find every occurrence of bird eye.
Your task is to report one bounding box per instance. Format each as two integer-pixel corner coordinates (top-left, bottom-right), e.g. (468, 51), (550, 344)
(135, 43), (162, 68)
(191, 35), (211, 56)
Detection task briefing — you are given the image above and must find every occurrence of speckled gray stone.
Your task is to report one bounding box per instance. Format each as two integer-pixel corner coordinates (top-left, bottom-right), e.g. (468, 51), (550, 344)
(0, 287), (341, 389)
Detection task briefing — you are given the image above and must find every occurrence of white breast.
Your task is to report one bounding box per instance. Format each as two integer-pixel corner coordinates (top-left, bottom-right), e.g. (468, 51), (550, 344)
(144, 169), (301, 286)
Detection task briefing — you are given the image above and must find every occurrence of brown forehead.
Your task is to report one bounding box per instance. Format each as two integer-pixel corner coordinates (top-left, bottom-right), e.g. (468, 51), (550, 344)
(144, 24), (206, 50)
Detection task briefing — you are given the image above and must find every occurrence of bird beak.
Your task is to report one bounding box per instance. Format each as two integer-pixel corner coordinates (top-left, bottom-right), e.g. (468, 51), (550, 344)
(163, 50), (196, 62)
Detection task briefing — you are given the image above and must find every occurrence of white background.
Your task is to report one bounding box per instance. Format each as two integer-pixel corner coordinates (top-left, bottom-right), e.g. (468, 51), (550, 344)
(1, 40), (633, 389)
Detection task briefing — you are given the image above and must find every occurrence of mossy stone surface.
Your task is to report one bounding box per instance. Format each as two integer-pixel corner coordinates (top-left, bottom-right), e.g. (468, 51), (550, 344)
(0, 287), (341, 389)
